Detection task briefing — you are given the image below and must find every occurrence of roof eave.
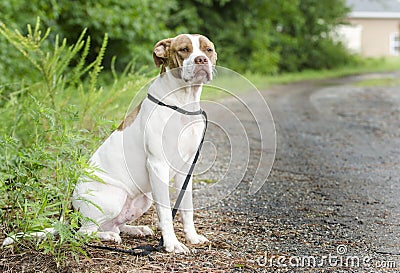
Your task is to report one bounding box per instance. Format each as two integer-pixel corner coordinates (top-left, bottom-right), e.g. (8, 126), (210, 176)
(349, 11), (400, 19)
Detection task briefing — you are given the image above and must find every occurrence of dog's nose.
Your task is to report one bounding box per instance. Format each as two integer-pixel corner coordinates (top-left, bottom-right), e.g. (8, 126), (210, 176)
(194, 56), (208, 64)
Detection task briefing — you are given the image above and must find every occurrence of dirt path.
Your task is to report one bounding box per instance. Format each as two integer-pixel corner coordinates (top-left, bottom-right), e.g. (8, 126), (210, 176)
(196, 71), (400, 272)
(216, 71), (400, 272)
(2, 72), (400, 272)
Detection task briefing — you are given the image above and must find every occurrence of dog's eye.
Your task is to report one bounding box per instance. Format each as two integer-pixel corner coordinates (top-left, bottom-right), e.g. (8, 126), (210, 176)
(206, 48), (213, 52)
(180, 47), (189, 52)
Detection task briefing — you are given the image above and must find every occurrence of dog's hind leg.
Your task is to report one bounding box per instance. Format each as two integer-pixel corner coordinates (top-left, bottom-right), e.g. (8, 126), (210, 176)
(77, 225), (122, 244)
(118, 193), (154, 237)
(120, 225), (154, 237)
(73, 181), (129, 243)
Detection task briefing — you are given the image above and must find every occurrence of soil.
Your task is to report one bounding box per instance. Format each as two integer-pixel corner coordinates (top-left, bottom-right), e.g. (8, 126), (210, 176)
(2, 71), (400, 272)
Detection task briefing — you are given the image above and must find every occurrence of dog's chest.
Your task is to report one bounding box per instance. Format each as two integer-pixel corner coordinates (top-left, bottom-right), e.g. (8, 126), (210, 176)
(162, 114), (203, 167)
(178, 115), (203, 154)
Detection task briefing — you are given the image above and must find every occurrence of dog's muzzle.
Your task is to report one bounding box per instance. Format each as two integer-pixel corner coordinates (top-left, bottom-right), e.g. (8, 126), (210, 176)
(183, 55), (212, 84)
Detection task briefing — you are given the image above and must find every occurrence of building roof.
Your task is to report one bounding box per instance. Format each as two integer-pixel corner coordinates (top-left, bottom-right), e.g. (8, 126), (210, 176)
(347, 0), (400, 18)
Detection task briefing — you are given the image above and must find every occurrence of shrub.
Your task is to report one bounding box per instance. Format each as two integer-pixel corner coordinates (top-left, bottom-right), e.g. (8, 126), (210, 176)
(0, 0), (355, 75)
(0, 0), (179, 72)
(0, 19), (148, 266)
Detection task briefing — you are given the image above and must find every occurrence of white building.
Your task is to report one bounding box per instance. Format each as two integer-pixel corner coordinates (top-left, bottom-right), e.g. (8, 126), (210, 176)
(340, 0), (400, 56)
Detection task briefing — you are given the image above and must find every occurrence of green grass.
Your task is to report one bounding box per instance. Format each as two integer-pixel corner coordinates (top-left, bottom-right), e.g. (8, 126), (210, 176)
(245, 57), (400, 90)
(354, 77), (400, 87)
(201, 57), (400, 99)
(193, 178), (218, 184)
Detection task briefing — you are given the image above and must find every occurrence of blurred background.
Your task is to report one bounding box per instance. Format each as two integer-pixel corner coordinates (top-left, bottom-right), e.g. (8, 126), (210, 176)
(0, 0), (358, 78)
(2, 0), (400, 81)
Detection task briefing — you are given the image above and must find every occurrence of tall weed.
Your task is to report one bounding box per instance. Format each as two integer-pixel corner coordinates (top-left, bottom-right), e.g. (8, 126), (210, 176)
(0, 18), (148, 266)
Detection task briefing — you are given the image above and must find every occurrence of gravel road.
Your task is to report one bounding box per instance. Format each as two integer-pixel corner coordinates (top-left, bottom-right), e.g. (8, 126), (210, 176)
(207, 71), (400, 272)
(2, 71), (400, 272)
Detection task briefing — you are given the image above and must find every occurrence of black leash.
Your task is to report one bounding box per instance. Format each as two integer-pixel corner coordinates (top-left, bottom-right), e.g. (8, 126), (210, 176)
(147, 93), (204, 116)
(88, 93), (208, 256)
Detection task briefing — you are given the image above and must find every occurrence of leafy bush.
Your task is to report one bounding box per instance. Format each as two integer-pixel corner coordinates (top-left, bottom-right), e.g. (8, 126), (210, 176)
(166, 0), (354, 73)
(0, 0), (355, 75)
(0, 19), (148, 266)
(0, 0), (178, 72)
(264, 0), (354, 72)
(249, 24), (281, 75)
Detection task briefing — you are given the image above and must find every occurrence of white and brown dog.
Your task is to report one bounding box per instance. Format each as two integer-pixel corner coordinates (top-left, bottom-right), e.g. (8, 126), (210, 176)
(72, 34), (217, 253)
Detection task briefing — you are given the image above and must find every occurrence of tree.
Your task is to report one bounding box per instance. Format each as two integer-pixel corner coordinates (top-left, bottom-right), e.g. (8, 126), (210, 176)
(167, 0), (352, 72)
(0, 0), (179, 71)
(0, 0), (353, 75)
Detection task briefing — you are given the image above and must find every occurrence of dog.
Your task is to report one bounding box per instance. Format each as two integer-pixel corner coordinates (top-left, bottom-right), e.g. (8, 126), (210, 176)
(71, 34), (217, 253)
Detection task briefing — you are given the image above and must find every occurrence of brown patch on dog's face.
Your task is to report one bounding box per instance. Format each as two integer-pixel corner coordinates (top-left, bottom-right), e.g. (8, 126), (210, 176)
(167, 34), (193, 70)
(153, 34), (217, 75)
(199, 36), (217, 66)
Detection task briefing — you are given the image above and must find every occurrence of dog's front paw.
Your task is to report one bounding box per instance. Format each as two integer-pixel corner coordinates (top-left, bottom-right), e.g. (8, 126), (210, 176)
(164, 238), (190, 254)
(185, 233), (209, 245)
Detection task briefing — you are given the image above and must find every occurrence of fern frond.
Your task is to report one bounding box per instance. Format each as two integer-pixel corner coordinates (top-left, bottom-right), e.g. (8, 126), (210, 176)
(89, 33), (108, 93)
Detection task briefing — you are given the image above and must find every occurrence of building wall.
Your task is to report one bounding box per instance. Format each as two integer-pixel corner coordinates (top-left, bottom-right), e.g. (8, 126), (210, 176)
(335, 24), (363, 54)
(348, 18), (400, 57)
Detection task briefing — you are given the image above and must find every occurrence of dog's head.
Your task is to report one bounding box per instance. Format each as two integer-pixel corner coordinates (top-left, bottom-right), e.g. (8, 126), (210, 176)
(153, 34), (217, 84)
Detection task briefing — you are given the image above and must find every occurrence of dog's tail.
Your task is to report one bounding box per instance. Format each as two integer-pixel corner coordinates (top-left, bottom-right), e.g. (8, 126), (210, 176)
(2, 214), (63, 247)
(2, 227), (58, 247)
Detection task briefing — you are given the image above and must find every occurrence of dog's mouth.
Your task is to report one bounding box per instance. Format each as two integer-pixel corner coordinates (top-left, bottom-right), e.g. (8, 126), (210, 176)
(185, 65), (212, 83)
(195, 68), (211, 80)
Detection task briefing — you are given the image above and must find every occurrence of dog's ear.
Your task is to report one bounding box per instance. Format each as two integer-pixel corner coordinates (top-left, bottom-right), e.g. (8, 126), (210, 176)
(153, 38), (172, 70)
(211, 46), (218, 66)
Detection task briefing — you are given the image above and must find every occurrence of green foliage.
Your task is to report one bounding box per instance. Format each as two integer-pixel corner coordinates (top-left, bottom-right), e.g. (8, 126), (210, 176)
(166, 0), (353, 73)
(266, 0), (353, 71)
(0, 19), (147, 266)
(249, 24), (281, 75)
(0, 0), (354, 75)
(0, 0), (177, 71)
